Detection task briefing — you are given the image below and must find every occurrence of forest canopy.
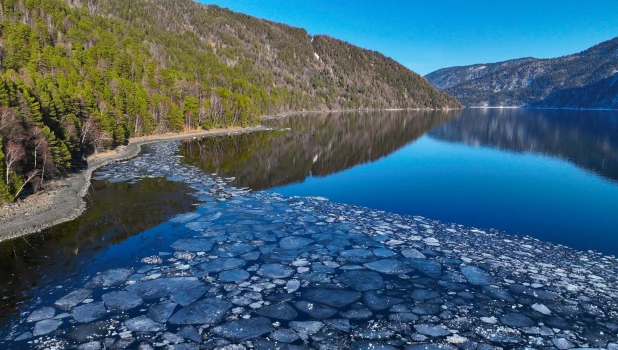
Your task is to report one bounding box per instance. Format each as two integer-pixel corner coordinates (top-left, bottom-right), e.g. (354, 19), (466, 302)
(0, 0), (460, 203)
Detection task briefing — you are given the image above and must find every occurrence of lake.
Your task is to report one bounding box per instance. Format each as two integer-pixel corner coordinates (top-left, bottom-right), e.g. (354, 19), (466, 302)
(1, 114), (617, 348)
(182, 108), (618, 256)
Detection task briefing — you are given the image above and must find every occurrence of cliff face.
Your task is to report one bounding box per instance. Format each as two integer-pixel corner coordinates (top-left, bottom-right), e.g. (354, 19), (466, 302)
(425, 37), (618, 108)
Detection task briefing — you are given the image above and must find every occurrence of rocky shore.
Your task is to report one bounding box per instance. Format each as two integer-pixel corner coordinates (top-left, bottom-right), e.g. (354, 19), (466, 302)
(0, 127), (268, 243)
(2, 141), (617, 349)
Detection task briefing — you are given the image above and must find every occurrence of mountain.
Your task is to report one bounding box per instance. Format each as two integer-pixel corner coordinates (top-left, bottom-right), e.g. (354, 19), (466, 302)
(0, 0), (460, 203)
(425, 37), (618, 108)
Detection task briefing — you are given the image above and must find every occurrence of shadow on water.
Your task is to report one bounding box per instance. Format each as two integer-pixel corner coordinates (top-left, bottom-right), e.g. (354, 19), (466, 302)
(0, 178), (196, 323)
(429, 108), (618, 183)
(180, 110), (460, 190)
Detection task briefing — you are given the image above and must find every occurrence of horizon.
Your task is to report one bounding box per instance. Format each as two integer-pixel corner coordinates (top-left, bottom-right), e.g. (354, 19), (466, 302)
(198, 0), (618, 75)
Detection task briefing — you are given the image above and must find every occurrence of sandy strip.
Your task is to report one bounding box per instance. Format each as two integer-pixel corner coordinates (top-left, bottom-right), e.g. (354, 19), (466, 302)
(0, 126), (269, 242)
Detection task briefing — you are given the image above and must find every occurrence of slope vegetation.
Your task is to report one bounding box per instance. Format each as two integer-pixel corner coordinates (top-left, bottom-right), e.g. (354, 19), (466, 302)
(0, 0), (459, 203)
(425, 37), (618, 108)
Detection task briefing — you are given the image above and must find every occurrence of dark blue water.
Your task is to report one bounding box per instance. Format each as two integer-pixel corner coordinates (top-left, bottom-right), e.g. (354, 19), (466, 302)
(184, 109), (618, 255)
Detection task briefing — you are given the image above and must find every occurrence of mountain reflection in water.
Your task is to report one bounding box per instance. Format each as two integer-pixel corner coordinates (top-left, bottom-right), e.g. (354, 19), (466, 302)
(429, 108), (618, 183)
(181, 110), (459, 189)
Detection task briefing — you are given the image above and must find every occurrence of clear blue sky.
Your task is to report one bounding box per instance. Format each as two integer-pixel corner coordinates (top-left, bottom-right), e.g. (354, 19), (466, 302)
(197, 0), (618, 75)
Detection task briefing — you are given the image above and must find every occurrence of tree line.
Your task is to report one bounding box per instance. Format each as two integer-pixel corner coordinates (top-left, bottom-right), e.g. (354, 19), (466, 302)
(0, 0), (460, 203)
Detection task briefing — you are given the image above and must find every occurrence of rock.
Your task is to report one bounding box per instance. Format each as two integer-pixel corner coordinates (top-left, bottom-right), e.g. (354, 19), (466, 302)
(211, 316), (274, 341)
(340, 249), (376, 263)
(125, 315), (165, 332)
(499, 312), (536, 328)
(475, 326), (521, 343)
(141, 256), (162, 264)
(170, 285), (208, 306)
(171, 238), (214, 252)
(353, 323), (396, 339)
(279, 236), (314, 249)
(401, 249), (426, 259)
(389, 312), (419, 322)
(341, 308), (373, 319)
(286, 279), (301, 293)
(257, 263), (294, 279)
(373, 248), (397, 258)
(125, 277), (204, 300)
(482, 286), (515, 302)
(325, 318), (351, 332)
(177, 326), (202, 343)
(509, 284), (559, 301)
(70, 322), (114, 343)
(33, 319), (63, 336)
(303, 288), (361, 307)
(253, 339), (309, 350)
(362, 292), (404, 311)
(85, 268), (133, 288)
(102, 291), (143, 312)
(411, 303), (441, 315)
(337, 270), (384, 291)
(199, 258), (246, 273)
(532, 303), (552, 315)
(289, 321), (324, 335)
(219, 269), (250, 283)
(55, 288), (92, 310)
(414, 324), (451, 337)
(410, 288), (440, 301)
(71, 302), (107, 323)
(27, 307), (56, 323)
(364, 259), (408, 274)
(174, 251), (196, 260)
(255, 302), (298, 320)
(294, 301), (338, 319)
(405, 344), (457, 350)
(168, 298), (232, 325)
(350, 341), (397, 350)
(147, 301), (178, 323)
(405, 259), (442, 278)
(553, 338), (575, 350)
(13, 332), (32, 341)
(271, 328), (300, 343)
(77, 341), (102, 350)
(460, 266), (494, 285)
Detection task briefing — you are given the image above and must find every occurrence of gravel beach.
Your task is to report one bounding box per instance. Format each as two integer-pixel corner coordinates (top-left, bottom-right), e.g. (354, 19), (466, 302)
(0, 126), (268, 242)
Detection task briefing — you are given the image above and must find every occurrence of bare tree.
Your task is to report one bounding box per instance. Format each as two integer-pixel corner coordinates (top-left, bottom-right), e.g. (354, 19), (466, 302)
(4, 141), (25, 185)
(0, 107), (18, 134)
(13, 169), (41, 200)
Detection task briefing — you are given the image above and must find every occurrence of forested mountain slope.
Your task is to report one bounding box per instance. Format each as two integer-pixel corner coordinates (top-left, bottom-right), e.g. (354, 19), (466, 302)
(0, 0), (460, 203)
(425, 37), (618, 108)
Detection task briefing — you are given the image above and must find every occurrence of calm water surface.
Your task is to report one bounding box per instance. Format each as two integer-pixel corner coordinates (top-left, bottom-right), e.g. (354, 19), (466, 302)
(182, 109), (618, 255)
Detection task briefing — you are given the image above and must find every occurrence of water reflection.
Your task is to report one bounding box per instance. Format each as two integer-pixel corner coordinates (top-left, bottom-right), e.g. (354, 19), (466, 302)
(0, 178), (195, 321)
(181, 110), (459, 189)
(429, 108), (618, 183)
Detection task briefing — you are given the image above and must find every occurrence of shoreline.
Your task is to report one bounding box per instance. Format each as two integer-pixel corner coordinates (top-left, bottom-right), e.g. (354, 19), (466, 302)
(0, 125), (269, 243)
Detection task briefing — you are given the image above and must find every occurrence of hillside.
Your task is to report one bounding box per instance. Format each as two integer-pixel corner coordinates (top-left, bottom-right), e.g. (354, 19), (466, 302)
(0, 0), (460, 203)
(425, 37), (618, 108)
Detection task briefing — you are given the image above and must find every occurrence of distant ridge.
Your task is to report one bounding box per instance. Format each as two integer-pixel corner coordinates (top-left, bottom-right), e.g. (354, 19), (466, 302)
(425, 37), (618, 108)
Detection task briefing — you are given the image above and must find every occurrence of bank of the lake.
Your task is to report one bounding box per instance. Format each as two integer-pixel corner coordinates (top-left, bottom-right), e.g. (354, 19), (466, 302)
(2, 140), (617, 349)
(0, 126), (269, 242)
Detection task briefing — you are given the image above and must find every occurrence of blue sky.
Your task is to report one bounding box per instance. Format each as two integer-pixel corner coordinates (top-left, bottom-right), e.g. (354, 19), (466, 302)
(197, 1), (618, 75)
